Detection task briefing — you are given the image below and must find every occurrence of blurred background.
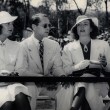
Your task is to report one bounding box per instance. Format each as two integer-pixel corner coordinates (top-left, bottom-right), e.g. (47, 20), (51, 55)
(0, 0), (110, 45)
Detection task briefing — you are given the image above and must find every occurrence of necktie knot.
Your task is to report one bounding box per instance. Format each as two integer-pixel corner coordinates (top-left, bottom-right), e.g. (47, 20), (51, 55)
(39, 40), (42, 44)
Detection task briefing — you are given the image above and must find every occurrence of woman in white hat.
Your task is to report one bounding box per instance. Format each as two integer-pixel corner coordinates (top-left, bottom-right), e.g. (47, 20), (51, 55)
(0, 11), (31, 110)
(62, 15), (110, 110)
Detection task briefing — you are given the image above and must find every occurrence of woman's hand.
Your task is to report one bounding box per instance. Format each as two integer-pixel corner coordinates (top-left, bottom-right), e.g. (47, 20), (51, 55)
(0, 70), (10, 76)
(75, 60), (90, 70)
(98, 54), (107, 67)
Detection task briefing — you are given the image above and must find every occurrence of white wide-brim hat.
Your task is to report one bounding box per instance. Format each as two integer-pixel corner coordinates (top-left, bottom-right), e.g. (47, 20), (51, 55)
(71, 15), (98, 31)
(0, 11), (18, 24)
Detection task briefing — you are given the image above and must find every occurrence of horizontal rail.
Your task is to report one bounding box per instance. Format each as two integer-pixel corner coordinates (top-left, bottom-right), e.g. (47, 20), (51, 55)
(0, 76), (110, 82)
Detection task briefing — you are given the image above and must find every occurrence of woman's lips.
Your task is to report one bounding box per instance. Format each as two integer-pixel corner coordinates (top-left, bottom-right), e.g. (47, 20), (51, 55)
(80, 30), (85, 32)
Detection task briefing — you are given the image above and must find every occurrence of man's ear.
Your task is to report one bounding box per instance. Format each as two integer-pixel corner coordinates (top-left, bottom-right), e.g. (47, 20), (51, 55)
(32, 24), (36, 31)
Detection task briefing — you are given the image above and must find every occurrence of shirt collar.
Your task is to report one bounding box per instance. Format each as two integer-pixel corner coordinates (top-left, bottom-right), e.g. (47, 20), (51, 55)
(31, 32), (39, 45)
(31, 32), (46, 45)
(0, 38), (10, 46)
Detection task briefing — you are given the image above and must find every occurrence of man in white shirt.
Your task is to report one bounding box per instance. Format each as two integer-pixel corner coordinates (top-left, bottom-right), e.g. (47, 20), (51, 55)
(15, 13), (73, 110)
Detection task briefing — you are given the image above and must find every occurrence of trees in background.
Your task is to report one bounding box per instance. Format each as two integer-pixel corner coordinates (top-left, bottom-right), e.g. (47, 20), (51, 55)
(40, 0), (110, 37)
(0, 0), (110, 39)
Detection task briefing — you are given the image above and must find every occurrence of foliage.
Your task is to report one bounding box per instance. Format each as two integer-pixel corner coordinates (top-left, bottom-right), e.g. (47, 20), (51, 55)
(0, 0), (110, 39)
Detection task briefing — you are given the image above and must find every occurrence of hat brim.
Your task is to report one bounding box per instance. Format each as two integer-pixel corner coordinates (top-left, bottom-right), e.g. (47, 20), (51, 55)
(0, 16), (17, 24)
(71, 17), (98, 32)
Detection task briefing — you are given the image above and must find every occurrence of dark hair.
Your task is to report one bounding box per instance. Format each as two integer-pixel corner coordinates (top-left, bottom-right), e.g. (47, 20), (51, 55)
(30, 13), (48, 28)
(72, 19), (99, 40)
(0, 25), (3, 35)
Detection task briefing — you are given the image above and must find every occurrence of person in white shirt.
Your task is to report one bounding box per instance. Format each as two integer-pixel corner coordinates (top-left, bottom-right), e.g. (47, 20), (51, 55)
(15, 13), (74, 110)
(0, 11), (31, 110)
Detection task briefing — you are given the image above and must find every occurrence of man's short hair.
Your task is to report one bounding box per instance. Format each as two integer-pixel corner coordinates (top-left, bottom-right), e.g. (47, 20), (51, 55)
(30, 13), (48, 26)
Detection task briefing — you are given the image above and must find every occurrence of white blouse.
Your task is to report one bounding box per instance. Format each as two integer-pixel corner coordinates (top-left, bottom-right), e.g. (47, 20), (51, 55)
(0, 39), (31, 107)
(0, 38), (20, 74)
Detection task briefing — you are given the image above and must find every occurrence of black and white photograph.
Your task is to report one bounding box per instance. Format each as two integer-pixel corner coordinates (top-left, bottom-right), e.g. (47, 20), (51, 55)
(0, 0), (110, 110)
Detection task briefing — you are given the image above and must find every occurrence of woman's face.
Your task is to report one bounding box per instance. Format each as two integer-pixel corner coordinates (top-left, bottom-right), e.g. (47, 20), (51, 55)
(1, 22), (14, 37)
(77, 19), (92, 37)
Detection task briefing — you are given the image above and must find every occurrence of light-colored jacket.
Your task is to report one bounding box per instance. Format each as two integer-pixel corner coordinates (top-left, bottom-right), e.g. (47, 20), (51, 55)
(15, 34), (65, 110)
(62, 39), (110, 110)
(15, 34), (64, 76)
(62, 39), (110, 75)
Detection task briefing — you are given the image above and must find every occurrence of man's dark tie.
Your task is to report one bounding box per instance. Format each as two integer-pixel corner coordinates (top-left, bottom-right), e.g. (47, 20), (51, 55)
(39, 40), (44, 70)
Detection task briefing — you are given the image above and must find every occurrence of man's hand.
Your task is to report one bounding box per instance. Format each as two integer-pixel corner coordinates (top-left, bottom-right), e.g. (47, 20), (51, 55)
(8, 72), (19, 76)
